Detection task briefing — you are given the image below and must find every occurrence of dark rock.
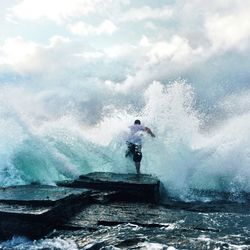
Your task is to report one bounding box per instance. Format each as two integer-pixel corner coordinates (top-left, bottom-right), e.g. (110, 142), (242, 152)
(0, 185), (95, 239)
(49, 200), (250, 249)
(63, 202), (174, 230)
(57, 172), (160, 203)
(0, 172), (160, 240)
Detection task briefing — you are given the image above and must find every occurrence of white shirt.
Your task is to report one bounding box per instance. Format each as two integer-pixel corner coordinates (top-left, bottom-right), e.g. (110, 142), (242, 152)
(127, 124), (145, 145)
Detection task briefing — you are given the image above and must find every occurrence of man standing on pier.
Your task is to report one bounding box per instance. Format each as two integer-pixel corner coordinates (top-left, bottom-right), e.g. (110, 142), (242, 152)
(125, 119), (155, 175)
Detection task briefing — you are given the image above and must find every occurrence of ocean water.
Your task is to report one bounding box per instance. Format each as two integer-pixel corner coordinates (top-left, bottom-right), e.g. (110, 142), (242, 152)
(0, 79), (250, 249)
(0, 80), (249, 199)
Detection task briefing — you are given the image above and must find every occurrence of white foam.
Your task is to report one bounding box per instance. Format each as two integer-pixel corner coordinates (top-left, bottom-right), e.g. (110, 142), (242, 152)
(138, 242), (173, 250)
(0, 236), (78, 250)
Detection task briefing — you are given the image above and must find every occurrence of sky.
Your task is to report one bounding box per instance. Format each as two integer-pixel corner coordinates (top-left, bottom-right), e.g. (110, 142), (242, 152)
(0, 0), (250, 117)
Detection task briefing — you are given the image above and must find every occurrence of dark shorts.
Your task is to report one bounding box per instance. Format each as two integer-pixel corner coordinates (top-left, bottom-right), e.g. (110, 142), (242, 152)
(125, 142), (142, 162)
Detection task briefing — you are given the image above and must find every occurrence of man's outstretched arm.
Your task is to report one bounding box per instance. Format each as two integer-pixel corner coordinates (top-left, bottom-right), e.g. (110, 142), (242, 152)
(145, 127), (156, 137)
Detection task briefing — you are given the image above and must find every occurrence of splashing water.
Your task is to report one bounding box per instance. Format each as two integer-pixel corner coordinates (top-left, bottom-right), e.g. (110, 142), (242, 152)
(0, 236), (78, 250)
(0, 79), (250, 199)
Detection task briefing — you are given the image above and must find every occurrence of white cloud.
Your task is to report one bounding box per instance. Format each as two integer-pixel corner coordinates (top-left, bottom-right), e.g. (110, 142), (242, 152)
(205, 11), (250, 52)
(0, 36), (81, 73)
(167, 0), (250, 51)
(8, 0), (93, 23)
(139, 36), (150, 47)
(144, 21), (158, 30)
(7, 0), (129, 24)
(104, 44), (137, 59)
(0, 36), (40, 72)
(99, 20), (118, 35)
(119, 5), (173, 22)
(142, 35), (204, 65)
(74, 51), (104, 60)
(0, 35), (130, 76)
(68, 20), (117, 36)
(100, 35), (203, 93)
(0, 33), (205, 88)
(1, 0), (250, 94)
(47, 36), (71, 47)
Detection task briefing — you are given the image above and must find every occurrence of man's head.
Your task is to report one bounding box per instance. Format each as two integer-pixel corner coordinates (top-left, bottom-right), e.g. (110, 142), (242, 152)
(134, 119), (141, 125)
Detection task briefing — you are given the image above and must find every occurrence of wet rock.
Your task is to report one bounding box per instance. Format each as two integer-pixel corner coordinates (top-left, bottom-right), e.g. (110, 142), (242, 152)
(57, 172), (160, 203)
(0, 185), (95, 239)
(1, 173), (249, 249)
(48, 200), (250, 249)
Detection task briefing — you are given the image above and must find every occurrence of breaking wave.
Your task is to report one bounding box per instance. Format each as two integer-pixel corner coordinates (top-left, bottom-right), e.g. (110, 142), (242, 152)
(0, 79), (250, 199)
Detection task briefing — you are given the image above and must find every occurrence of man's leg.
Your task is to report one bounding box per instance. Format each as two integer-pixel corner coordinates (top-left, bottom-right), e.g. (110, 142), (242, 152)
(133, 145), (142, 175)
(135, 162), (140, 175)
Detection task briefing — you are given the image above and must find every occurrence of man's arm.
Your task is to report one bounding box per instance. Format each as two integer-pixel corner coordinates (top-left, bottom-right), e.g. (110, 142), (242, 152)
(144, 127), (155, 137)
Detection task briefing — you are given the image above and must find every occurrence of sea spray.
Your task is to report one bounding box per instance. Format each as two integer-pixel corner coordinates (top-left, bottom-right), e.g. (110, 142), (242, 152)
(0, 80), (250, 200)
(139, 80), (250, 197)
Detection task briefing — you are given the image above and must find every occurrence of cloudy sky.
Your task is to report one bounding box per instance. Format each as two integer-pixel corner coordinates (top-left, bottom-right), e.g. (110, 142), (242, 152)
(0, 0), (250, 115)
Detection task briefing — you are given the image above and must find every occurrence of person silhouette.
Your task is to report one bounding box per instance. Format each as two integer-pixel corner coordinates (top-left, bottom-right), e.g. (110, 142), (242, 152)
(125, 119), (155, 174)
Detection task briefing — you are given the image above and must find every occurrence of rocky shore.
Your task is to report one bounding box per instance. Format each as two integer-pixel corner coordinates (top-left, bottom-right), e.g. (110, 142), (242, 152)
(0, 172), (249, 249)
(47, 195), (250, 249)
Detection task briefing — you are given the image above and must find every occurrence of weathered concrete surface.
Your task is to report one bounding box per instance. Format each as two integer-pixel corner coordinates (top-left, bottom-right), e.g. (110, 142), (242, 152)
(57, 172), (160, 203)
(0, 185), (94, 239)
